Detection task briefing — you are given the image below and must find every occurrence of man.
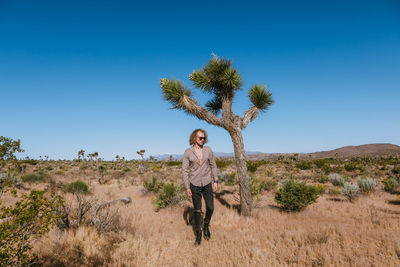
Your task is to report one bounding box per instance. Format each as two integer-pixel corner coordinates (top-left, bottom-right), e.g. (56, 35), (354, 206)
(182, 128), (218, 246)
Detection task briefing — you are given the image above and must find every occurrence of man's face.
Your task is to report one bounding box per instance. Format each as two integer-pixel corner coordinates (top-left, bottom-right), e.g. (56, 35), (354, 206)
(196, 131), (205, 147)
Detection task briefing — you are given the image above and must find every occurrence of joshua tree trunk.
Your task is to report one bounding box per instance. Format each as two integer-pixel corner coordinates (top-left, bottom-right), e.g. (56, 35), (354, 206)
(229, 128), (252, 216)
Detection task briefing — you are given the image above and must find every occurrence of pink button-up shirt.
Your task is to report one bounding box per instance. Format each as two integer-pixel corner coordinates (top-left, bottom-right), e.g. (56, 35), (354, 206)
(182, 146), (218, 189)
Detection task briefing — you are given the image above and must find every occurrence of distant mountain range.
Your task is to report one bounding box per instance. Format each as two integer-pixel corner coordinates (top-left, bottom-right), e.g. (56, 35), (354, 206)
(152, 143), (400, 161)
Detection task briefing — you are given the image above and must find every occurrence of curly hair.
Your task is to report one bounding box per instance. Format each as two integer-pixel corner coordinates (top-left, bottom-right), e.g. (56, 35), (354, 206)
(189, 129), (208, 146)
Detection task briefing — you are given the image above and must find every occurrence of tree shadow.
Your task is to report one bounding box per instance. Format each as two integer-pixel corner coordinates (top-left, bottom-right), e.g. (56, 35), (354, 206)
(328, 197), (345, 202)
(267, 204), (282, 211)
(215, 190), (240, 214)
(387, 200), (400, 205)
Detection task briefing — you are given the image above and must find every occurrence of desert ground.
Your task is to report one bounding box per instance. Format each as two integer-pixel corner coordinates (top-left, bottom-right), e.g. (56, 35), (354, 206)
(2, 155), (400, 266)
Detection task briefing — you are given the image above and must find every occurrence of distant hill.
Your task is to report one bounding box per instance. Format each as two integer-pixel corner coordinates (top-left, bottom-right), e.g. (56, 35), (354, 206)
(308, 143), (400, 159)
(248, 143), (400, 160)
(152, 143), (400, 161)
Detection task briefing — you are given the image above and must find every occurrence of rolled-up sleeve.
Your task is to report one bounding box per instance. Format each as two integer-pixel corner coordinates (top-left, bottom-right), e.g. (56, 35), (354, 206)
(182, 150), (190, 190)
(209, 148), (218, 181)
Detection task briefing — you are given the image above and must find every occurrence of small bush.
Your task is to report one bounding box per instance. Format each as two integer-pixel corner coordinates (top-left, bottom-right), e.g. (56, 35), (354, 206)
(62, 180), (89, 194)
(392, 165), (400, 175)
(344, 161), (358, 172)
(341, 182), (359, 201)
(357, 177), (377, 193)
(249, 176), (264, 197)
(219, 172), (237, 186)
(165, 161), (182, 167)
(322, 164), (342, 174)
(0, 190), (62, 266)
(314, 175), (328, 184)
(328, 173), (345, 186)
(216, 158), (230, 169)
(382, 177), (399, 193)
(314, 184), (328, 194)
(21, 159), (39, 165)
(326, 186), (341, 195)
(247, 161), (258, 173)
(264, 168), (274, 177)
(155, 182), (186, 210)
(122, 168), (131, 172)
(21, 173), (44, 183)
(143, 176), (164, 193)
(261, 179), (278, 191)
(344, 162), (365, 172)
(314, 159), (328, 168)
(274, 180), (320, 212)
(296, 161), (313, 170)
(151, 164), (162, 172)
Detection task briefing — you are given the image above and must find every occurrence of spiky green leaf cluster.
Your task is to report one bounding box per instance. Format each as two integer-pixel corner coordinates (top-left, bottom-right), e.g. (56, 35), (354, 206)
(205, 94), (222, 115)
(248, 84), (274, 112)
(160, 78), (194, 107)
(189, 56), (243, 114)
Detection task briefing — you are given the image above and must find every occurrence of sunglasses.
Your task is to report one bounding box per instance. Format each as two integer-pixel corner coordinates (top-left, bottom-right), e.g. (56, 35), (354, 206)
(198, 137), (206, 141)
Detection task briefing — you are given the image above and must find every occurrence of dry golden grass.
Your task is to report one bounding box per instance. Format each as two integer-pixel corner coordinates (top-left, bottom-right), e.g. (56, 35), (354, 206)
(29, 180), (400, 267)
(3, 159), (399, 266)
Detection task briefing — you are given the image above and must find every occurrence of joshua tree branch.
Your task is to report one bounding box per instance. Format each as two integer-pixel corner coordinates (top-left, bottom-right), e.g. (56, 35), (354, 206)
(241, 107), (259, 129)
(178, 95), (224, 127)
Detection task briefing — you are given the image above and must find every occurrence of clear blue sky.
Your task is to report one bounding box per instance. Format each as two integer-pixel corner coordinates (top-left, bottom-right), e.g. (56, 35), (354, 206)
(1, 0), (399, 160)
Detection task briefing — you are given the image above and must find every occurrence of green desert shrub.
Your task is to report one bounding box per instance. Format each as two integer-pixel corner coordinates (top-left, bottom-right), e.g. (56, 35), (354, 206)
(326, 186), (341, 195)
(0, 189), (63, 266)
(314, 175), (328, 184)
(327, 173), (345, 186)
(21, 159), (39, 165)
(249, 176), (263, 197)
(62, 180), (89, 194)
(165, 160), (182, 167)
(344, 161), (358, 172)
(143, 176), (164, 193)
(295, 161), (313, 170)
(21, 173), (44, 183)
(392, 165), (400, 175)
(215, 158), (230, 169)
(313, 159), (328, 168)
(274, 180), (320, 212)
(314, 184), (328, 194)
(344, 161), (365, 172)
(341, 182), (359, 202)
(122, 168), (131, 172)
(382, 177), (399, 193)
(247, 161), (258, 173)
(357, 177), (377, 193)
(155, 182), (185, 210)
(219, 172), (237, 186)
(250, 177), (278, 197)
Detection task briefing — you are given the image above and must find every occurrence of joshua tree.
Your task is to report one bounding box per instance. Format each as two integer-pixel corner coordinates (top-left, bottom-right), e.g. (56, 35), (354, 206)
(78, 150), (85, 161)
(136, 149), (146, 172)
(93, 152), (99, 166)
(160, 54), (274, 216)
(136, 150), (145, 161)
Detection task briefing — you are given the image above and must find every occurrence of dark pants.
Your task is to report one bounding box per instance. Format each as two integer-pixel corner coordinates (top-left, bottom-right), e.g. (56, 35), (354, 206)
(190, 182), (214, 232)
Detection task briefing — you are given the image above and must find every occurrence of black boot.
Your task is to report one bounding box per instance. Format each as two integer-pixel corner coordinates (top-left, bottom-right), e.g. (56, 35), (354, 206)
(195, 230), (202, 246)
(203, 223), (210, 240)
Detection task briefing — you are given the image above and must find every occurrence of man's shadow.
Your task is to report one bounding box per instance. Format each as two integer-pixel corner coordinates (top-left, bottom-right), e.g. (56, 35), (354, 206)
(183, 190), (241, 234)
(183, 206), (203, 235)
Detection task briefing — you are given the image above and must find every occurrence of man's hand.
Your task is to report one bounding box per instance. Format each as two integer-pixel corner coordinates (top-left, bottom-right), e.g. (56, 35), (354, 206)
(186, 189), (192, 197)
(212, 182), (218, 192)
